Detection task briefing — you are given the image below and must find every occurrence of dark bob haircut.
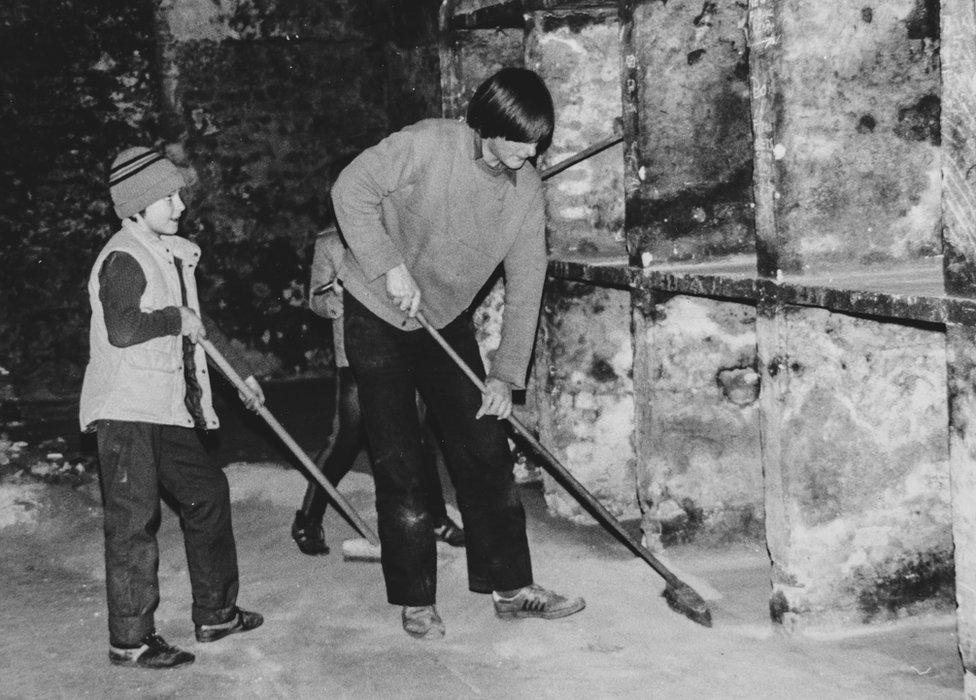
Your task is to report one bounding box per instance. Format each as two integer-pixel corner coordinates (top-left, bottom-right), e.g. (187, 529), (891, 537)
(466, 68), (554, 151)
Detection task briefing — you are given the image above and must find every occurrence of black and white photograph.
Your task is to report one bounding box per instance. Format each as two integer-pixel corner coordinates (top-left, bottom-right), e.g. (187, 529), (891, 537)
(0, 0), (971, 697)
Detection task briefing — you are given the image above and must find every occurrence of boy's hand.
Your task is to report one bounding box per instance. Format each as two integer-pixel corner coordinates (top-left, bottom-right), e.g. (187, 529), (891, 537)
(386, 264), (421, 318)
(476, 377), (513, 420)
(239, 375), (266, 412)
(179, 307), (206, 343)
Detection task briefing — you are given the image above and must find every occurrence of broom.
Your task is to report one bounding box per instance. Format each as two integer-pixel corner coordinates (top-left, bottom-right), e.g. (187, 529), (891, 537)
(414, 311), (713, 627)
(200, 339), (380, 549)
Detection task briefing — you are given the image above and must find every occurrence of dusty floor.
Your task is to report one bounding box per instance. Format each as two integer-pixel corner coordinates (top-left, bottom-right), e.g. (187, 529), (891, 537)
(0, 454), (964, 699)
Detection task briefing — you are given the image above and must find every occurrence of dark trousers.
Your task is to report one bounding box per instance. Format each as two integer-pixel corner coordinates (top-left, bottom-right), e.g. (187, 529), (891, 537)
(96, 420), (239, 645)
(344, 293), (533, 606)
(299, 366), (448, 524)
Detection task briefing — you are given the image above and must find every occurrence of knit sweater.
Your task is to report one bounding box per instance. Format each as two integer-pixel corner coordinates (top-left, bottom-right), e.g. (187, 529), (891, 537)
(331, 118), (547, 389)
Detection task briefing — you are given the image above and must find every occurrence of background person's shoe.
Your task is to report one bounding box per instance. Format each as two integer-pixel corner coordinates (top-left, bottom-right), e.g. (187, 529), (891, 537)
(432, 514), (465, 547)
(492, 584), (585, 620)
(195, 607), (264, 643)
(109, 630), (195, 669)
(291, 511), (330, 555)
(401, 605), (446, 639)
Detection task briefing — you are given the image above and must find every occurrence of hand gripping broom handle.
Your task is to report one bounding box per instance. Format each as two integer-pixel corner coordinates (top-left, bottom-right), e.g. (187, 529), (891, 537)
(200, 338), (380, 547)
(414, 312), (690, 591)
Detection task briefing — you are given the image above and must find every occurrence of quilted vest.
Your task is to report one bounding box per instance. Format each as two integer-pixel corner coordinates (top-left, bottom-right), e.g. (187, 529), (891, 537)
(79, 220), (218, 431)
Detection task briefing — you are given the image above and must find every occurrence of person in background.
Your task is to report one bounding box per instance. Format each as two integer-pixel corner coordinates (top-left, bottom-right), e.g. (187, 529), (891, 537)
(80, 147), (265, 669)
(291, 224), (465, 555)
(331, 67), (585, 639)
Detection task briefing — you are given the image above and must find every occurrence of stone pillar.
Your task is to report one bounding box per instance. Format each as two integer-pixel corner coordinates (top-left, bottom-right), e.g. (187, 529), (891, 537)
(746, 0), (951, 626)
(624, 0), (761, 543)
(633, 290), (762, 546)
(941, 0), (976, 693)
(622, 0), (754, 266)
(946, 324), (976, 698)
(525, 6), (634, 519)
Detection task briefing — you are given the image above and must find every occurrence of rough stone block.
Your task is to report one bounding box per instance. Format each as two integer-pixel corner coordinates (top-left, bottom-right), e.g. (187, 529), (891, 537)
(534, 281), (637, 524)
(527, 10), (625, 255)
(760, 305), (952, 624)
(634, 295), (763, 545)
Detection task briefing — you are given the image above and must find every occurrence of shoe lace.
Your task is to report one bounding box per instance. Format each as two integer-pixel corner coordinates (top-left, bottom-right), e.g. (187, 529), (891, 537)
(142, 630), (178, 653)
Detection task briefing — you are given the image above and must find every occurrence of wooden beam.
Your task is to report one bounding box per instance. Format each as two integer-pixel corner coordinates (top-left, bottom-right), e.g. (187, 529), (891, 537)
(746, 0), (796, 278)
(942, 0), (976, 692)
(438, 0), (465, 118)
(941, 0), (976, 298)
(946, 323), (976, 698)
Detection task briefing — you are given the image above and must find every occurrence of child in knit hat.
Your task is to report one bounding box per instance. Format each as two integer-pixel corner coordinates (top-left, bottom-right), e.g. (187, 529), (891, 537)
(80, 146), (265, 669)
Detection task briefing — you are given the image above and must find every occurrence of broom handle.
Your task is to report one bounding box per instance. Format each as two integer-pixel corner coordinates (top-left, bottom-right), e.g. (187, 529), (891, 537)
(200, 338), (380, 547)
(414, 311), (682, 588)
(539, 134), (623, 181)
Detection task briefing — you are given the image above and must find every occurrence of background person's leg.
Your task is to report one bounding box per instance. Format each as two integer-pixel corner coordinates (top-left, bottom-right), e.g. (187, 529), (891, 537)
(293, 368), (366, 554)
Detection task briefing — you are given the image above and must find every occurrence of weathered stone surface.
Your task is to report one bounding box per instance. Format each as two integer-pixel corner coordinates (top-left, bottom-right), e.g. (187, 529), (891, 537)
(534, 281), (636, 523)
(625, 0), (754, 263)
(163, 0), (392, 43)
(773, 0), (942, 273)
(526, 10), (625, 255)
(946, 324), (976, 695)
(634, 295), (763, 544)
(759, 305), (952, 624)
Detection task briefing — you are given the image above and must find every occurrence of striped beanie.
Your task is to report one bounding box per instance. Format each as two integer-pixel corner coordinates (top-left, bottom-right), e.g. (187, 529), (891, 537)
(109, 147), (186, 220)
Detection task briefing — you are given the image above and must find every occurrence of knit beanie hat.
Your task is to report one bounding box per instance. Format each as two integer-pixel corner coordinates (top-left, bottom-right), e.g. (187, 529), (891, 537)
(109, 147), (187, 220)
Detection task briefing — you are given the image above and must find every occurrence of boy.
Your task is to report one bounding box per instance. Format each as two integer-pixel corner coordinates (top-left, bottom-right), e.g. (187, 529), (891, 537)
(80, 147), (264, 669)
(331, 67), (585, 638)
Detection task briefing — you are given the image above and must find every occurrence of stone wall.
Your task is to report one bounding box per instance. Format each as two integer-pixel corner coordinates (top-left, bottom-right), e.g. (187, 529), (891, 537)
(774, 0), (941, 272)
(156, 0), (442, 375)
(0, 0), (442, 396)
(0, 1), (161, 397)
(625, 0), (754, 264)
(760, 307), (952, 625)
(634, 295), (762, 545)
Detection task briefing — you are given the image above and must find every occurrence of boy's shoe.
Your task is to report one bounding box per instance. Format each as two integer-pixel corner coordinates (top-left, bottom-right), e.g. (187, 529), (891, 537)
(109, 630), (195, 669)
(292, 511), (330, 556)
(195, 607), (264, 643)
(432, 515), (465, 547)
(492, 584), (586, 620)
(401, 605), (446, 639)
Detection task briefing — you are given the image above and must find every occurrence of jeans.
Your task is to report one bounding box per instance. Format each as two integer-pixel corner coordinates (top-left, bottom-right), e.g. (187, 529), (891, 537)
(344, 292), (533, 605)
(96, 420), (239, 645)
(299, 367), (448, 525)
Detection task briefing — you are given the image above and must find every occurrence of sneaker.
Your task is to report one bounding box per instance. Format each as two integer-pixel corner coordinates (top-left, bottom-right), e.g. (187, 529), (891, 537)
(432, 515), (465, 548)
(292, 511), (330, 556)
(195, 607), (264, 643)
(492, 584), (585, 620)
(109, 630), (195, 669)
(401, 605), (446, 639)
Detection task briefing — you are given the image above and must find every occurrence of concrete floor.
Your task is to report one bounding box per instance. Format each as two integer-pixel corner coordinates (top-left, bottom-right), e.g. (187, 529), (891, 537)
(0, 378), (964, 697)
(0, 458), (963, 699)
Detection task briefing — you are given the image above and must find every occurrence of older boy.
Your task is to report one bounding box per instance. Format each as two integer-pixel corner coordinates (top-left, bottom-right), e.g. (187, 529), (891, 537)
(81, 147), (264, 669)
(332, 67), (585, 638)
